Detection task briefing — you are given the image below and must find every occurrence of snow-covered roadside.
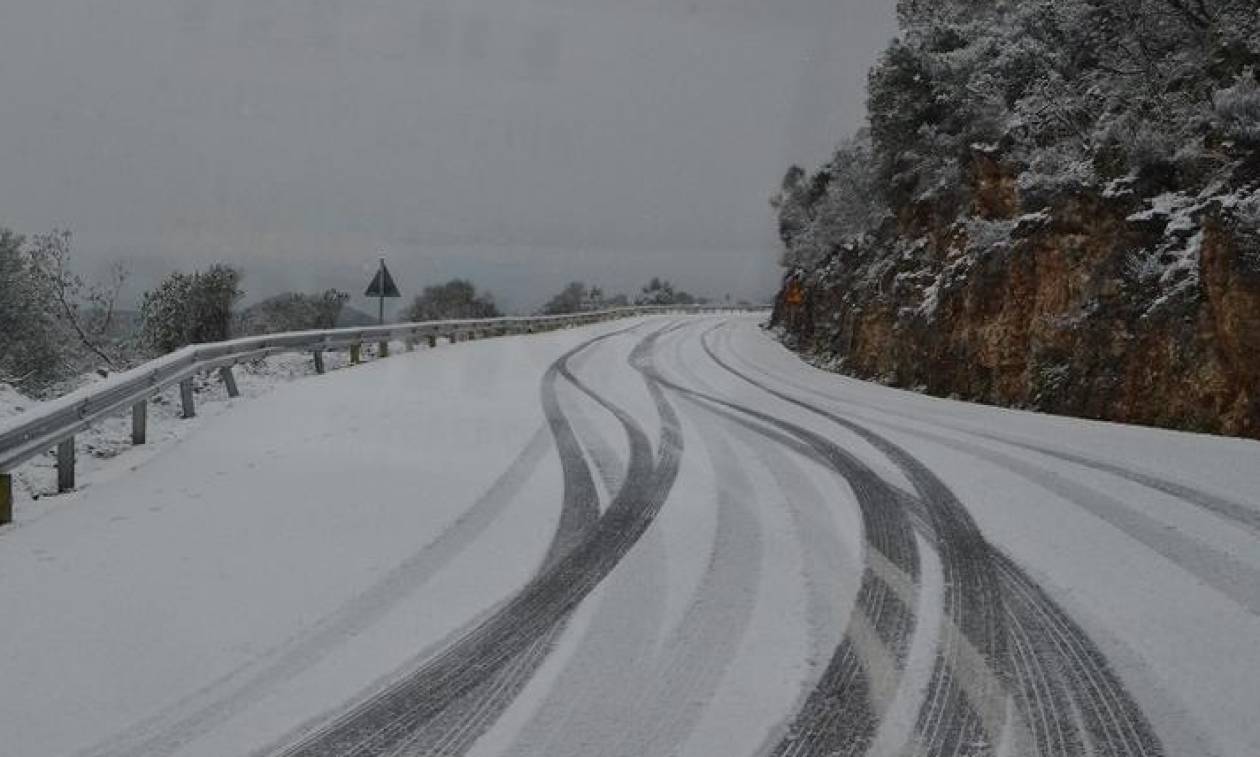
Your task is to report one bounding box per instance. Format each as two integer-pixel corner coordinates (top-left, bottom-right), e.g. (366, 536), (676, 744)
(0, 324), (632, 757)
(6, 313), (1260, 756)
(1, 348), (365, 515)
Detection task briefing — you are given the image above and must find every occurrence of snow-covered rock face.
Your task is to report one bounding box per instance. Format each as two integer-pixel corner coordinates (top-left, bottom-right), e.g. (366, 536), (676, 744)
(770, 0), (1260, 439)
(773, 156), (1260, 439)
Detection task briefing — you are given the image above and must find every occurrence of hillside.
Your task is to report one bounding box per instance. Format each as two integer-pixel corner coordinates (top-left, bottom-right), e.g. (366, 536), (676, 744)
(771, 0), (1260, 438)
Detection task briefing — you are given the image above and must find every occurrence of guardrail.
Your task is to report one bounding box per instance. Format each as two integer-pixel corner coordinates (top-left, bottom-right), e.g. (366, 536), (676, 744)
(0, 304), (765, 523)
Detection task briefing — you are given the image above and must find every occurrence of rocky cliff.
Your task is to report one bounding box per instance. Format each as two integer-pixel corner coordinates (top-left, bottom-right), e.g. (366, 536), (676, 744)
(774, 155), (1260, 437)
(770, 0), (1260, 438)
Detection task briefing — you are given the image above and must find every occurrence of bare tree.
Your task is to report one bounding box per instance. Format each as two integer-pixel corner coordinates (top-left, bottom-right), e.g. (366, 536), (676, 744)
(26, 229), (125, 369)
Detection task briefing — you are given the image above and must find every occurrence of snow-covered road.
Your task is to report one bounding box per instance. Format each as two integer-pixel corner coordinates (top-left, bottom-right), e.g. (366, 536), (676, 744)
(2, 315), (1259, 757)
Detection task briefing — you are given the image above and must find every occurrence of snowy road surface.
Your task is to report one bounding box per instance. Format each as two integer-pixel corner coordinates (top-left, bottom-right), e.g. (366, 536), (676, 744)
(2, 315), (1259, 757)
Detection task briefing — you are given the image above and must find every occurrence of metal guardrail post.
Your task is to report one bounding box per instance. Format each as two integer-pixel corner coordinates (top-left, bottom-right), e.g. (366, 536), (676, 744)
(427, 335), (438, 348)
(313, 351), (326, 375)
(57, 438), (75, 493)
(132, 401), (147, 445)
(179, 379), (196, 419)
(219, 366), (240, 398)
(1, 473), (11, 525)
(350, 344), (362, 364)
(379, 340), (390, 358)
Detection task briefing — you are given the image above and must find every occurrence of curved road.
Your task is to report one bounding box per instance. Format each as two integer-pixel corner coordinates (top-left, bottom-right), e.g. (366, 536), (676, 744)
(3, 315), (1259, 756)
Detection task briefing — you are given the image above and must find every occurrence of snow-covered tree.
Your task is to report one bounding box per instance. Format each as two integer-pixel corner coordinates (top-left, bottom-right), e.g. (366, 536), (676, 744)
(240, 289), (349, 334)
(777, 0), (1260, 268)
(140, 265), (243, 354)
(540, 281), (588, 315)
(403, 279), (500, 321)
(634, 277), (702, 306)
(0, 228), (132, 392)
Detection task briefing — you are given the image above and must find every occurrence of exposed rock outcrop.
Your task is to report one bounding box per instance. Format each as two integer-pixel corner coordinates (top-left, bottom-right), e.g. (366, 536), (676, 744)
(771, 0), (1259, 439)
(774, 157), (1260, 438)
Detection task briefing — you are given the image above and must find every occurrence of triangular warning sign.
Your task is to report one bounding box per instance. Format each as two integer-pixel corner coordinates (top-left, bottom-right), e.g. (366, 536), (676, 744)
(365, 263), (401, 298)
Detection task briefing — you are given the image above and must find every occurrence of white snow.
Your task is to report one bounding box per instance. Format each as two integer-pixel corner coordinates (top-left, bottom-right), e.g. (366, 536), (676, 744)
(730, 319), (1260, 756)
(1, 351), (352, 503)
(0, 327), (596, 757)
(2, 315), (1259, 756)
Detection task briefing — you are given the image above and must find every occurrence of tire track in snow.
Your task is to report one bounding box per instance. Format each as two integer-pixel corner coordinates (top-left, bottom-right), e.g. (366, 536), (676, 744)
(865, 415), (1260, 617)
(93, 326), (642, 757)
(977, 436), (1260, 537)
(269, 322), (686, 757)
(499, 526), (668, 757)
(268, 328), (637, 757)
(717, 326), (1260, 615)
(315, 323), (659, 757)
(646, 348), (921, 755)
(564, 382), (627, 503)
(493, 328), (710, 757)
(666, 321), (859, 670)
(418, 324), (670, 755)
(673, 396), (918, 757)
(506, 320), (824, 757)
(700, 325), (1008, 757)
(708, 321), (1166, 757)
(719, 325), (1258, 539)
(409, 321), (686, 757)
(664, 322), (872, 755)
(994, 551), (1165, 757)
(79, 425), (554, 757)
(615, 407), (764, 757)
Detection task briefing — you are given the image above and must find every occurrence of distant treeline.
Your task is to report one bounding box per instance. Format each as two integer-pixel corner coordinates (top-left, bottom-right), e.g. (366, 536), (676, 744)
(0, 226), (709, 396)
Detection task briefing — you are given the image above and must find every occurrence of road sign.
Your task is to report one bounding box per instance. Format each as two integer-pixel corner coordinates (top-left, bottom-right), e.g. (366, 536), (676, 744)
(366, 257), (402, 326)
(365, 261), (401, 298)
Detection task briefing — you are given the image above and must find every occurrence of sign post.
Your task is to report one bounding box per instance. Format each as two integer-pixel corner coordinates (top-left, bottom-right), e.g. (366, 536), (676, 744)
(364, 256), (402, 325)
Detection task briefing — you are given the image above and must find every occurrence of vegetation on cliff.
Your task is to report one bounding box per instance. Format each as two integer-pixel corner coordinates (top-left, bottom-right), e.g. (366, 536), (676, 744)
(772, 0), (1260, 437)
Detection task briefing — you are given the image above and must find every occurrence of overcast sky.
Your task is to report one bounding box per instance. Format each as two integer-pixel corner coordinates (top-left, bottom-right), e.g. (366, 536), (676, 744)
(0, 0), (896, 314)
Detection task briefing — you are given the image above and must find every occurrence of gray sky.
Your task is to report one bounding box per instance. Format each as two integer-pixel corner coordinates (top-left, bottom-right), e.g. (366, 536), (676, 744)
(0, 0), (896, 314)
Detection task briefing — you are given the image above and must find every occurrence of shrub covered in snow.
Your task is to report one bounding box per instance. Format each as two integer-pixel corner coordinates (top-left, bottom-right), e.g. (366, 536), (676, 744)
(139, 265), (243, 354)
(403, 279), (501, 322)
(239, 289), (350, 335)
(633, 277), (703, 306)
